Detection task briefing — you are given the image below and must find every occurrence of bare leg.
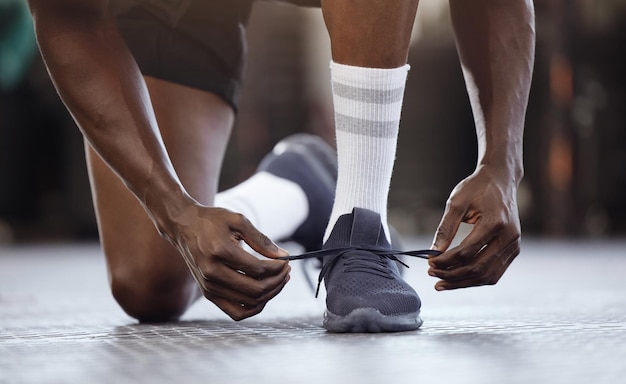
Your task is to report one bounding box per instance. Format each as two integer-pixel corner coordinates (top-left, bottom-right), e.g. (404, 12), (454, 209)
(321, 0), (419, 67)
(87, 77), (234, 322)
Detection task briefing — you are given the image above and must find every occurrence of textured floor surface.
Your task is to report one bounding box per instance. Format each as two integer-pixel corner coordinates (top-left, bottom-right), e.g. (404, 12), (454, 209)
(1, 239), (625, 384)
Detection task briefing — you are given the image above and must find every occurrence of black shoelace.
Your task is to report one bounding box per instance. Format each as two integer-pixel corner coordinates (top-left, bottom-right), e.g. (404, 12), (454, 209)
(278, 247), (441, 297)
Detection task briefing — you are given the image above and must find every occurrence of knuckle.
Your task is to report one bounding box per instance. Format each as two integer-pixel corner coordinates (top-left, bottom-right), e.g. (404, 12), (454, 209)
(246, 297), (261, 307)
(201, 287), (213, 300)
(253, 264), (268, 277)
(253, 296), (267, 307)
(233, 213), (251, 228)
(491, 218), (506, 232)
(257, 285), (272, 303)
(248, 284), (265, 299)
(457, 248), (475, 262)
(445, 198), (465, 216)
(500, 236), (521, 264)
(469, 263), (487, 277)
(255, 281), (275, 298)
(199, 264), (214, 281)
(508, 243), (521, 260)
(485, 273), (501, 286)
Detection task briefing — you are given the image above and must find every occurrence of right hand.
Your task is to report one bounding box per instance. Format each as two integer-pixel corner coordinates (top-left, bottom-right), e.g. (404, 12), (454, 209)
(429, 165), (521, 291)
(161, 206), (291, 321)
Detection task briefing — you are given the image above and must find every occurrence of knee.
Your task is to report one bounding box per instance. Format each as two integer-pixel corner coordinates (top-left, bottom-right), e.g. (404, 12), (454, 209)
(110, 267), (197, 323)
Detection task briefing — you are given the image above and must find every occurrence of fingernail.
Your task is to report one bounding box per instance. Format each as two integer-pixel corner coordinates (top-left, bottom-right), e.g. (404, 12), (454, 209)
(428, 270), (436, 277)
(435, 285), (446, 291)
(277, 246), (289, 257)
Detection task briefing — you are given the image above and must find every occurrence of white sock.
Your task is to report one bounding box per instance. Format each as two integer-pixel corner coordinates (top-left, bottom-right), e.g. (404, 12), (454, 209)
(215, 172), (308, 242)
(324, 61), (410, 242)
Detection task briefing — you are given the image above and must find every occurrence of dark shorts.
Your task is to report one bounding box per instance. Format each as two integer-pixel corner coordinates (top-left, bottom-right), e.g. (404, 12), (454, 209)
(112, 0), (320, 111)
(113, 0), (254, 110)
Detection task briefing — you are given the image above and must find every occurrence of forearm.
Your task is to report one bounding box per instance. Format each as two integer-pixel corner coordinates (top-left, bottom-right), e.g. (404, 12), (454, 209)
(30, 2), (194, 234)
(449, 0), (535, 185)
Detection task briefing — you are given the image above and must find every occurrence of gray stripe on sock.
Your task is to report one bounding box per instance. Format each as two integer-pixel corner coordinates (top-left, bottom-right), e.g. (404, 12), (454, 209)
(332, 82), (405, 104)
(335, 114), (399, 138)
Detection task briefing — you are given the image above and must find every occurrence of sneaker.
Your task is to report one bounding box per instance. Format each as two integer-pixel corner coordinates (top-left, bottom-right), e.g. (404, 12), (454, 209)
(299, 222), (408, 293)
(256, 133), (337, 252)
(284, 208), (440, 333)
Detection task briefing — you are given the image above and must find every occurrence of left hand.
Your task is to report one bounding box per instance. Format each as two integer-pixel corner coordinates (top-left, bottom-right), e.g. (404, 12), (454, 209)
(429, 164), (521, 290)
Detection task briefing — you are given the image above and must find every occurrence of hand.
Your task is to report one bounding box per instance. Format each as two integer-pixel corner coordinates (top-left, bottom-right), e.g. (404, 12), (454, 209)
(429, 165), (521, 290)
(162, 205), (291, 321)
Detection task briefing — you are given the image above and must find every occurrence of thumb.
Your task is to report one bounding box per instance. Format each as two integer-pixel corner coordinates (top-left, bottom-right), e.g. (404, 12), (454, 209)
(234, 214), (289, 259)
(431, 202), (464, 253)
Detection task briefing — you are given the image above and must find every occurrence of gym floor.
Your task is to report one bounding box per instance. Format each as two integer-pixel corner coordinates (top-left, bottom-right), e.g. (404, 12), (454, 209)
(1, 238), (625, 384)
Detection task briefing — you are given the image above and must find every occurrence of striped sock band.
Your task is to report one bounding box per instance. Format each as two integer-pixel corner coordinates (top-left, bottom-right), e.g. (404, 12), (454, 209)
(324, 61), (410, 242)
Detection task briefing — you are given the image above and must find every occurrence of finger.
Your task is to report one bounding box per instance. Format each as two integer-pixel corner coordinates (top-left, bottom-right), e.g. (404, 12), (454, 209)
(201, 261), (291, 302)
(431, 198), (466, 253)
(429, 218), (500, 269)
(430, 235), (518, 282)
(208, 274), (291, 321)
(228, 213), (289, 259)
(220, 245), (289, 279)
(433, 255), (513, 291)
(204, 275), (291, 310)
(431, 238), (520, 290)
(211, 295), (267, 321)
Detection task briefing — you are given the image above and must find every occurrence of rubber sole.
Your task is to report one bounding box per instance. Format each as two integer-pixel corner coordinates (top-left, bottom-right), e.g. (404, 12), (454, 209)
(323, 308), (423, 333)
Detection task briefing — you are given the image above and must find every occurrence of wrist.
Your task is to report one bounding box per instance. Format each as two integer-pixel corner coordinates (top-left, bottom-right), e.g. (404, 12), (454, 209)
(477, 140), (524, 187)
(476, 160), (524, 188)
(137, 176), (199, 243)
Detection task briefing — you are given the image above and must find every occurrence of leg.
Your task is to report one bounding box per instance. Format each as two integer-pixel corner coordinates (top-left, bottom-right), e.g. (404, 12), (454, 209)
(322, 0), (420, 241)
(87, 77), (234, 322)
(317, 0), (423, 332)
(321, 0), (418, 68)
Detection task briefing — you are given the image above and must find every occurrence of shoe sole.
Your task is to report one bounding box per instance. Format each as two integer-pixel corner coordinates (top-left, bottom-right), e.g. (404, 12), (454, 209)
(323, 308), (423, 333)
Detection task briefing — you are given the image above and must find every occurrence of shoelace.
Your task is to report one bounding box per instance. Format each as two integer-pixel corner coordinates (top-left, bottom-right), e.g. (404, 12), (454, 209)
(279, 247), (441, 297)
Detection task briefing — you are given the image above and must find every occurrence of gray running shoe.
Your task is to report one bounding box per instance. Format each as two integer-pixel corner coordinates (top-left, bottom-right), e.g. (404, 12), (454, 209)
(321, 208), (423, 332)
(283, 208), (440, 333)
(256, 134), (337, 252)
(299, 222), (408, 293)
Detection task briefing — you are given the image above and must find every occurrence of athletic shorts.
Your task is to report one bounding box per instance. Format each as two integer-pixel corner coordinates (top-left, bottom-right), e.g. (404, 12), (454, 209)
(111, 0), (321, 111)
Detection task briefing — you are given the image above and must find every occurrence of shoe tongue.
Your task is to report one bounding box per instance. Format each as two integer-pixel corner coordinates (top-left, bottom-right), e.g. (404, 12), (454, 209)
(349, 208), (382, 247)
(324, 208), (388, 249)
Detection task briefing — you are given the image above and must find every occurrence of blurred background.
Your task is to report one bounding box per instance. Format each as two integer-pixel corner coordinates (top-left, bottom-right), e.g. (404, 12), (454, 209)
(0, 0), (625, 244)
